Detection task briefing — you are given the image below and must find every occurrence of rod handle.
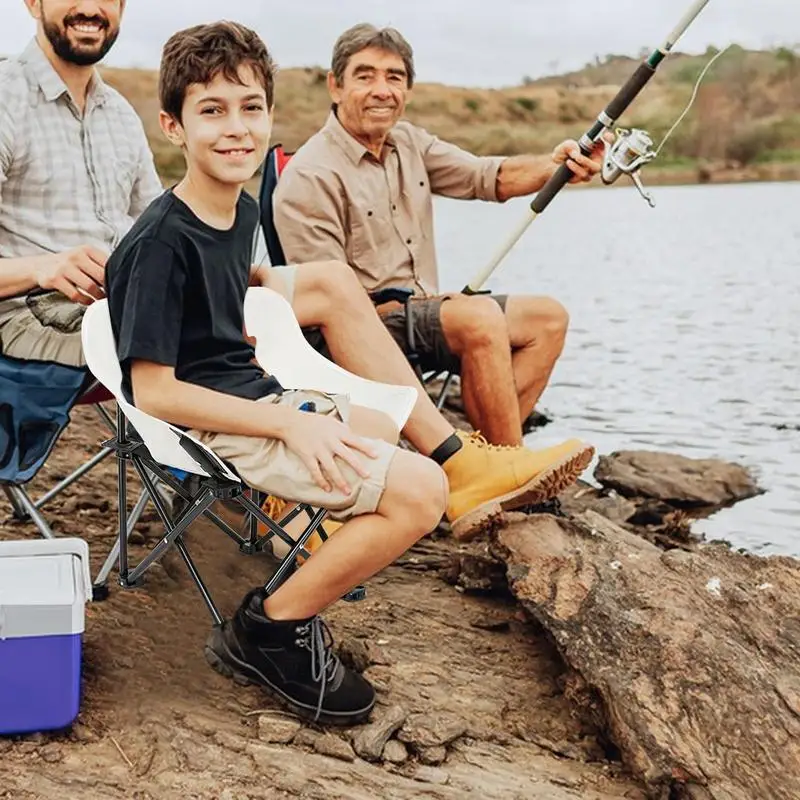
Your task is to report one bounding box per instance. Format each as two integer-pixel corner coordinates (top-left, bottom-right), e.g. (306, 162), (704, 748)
(606, 62), (656, 121)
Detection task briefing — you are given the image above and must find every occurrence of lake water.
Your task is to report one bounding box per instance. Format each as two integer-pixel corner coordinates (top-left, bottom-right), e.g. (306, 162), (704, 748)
(434, 181), (800, 557)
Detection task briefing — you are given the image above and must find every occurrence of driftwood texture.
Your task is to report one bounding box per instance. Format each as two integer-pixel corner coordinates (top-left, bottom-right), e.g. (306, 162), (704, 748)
(494, 510), (800, 800)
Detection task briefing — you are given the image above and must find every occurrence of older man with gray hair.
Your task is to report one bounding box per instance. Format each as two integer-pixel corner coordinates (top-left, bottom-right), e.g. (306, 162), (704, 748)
(274, 23), (606, 448)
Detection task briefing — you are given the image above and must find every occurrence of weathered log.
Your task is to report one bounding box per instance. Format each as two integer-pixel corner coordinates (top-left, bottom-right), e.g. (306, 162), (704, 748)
(493, 510), (800, 800)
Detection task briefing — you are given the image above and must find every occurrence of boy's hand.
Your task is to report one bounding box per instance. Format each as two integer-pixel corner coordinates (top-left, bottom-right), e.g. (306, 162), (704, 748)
(280, 412), (378, 494)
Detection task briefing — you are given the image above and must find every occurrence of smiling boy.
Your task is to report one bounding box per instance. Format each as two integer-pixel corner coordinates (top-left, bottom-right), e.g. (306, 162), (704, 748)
(104, 21), (448, 725)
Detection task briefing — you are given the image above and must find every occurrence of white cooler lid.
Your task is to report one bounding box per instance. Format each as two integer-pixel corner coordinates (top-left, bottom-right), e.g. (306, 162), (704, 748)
(0, 538), (92, 639)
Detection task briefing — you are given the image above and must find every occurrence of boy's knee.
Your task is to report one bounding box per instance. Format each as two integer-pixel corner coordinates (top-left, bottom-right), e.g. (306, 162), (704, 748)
(411, 456), (448, 525)
(386, 451), (447, 531)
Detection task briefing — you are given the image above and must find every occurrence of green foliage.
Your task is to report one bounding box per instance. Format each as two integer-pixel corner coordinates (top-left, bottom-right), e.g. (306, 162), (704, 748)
(464, 97), (481, 113)
(514, 96), (539, 112)
(774, 46), (797, 65)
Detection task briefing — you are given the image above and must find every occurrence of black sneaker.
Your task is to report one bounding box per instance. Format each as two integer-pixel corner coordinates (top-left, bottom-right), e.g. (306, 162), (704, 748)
(204, 588), (375, 725)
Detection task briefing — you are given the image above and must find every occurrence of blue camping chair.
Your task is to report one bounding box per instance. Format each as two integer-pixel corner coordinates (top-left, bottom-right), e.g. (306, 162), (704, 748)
(255, 144), (456, 409)
(0, 354), (119, 539)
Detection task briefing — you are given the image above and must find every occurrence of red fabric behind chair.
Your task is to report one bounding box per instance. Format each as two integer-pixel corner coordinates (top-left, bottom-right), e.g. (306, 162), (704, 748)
(77, 384), (113, 405)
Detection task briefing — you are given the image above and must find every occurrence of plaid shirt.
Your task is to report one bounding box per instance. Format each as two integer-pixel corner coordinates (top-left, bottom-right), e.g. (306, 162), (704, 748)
(0, 39), (161, 270)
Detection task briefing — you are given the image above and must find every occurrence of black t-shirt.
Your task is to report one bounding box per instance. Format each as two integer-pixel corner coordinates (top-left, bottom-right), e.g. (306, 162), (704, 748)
(105, 189), (283, 404)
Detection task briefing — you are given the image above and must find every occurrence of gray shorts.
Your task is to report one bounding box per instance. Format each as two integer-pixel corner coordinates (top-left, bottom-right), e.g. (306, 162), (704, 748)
(380, 294), (508, 375)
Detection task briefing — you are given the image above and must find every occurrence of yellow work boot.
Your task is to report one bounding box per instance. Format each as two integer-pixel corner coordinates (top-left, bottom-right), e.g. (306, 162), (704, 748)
(443, 431), (595, 541)
(258, 495), (342, 563)
(297, 520), (342, 564)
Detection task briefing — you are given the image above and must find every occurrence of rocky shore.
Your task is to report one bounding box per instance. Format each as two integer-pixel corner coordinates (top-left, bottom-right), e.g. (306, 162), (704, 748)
(0, 395), (796, 800)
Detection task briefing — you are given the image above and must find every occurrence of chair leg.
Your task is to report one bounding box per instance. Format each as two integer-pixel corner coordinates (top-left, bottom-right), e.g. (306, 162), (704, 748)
(247, 489), (265, 551)
(174, 537), (224, 625)
(125, 467), (217, 587)
(140, 460), (261, 552)
(435, 372), (456, 410)
(34, 447), (115, 510)
(115, 406), (131, 582)
(92, 488), (151, 595)
(5, 485), (57, 539)
(263, 505), (329, 595)
(2, 484), (26, 519)
(91, 402), (117, 435)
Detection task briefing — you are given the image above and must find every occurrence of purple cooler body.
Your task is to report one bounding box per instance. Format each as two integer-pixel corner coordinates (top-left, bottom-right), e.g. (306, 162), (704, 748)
(0, 538), (92, 735)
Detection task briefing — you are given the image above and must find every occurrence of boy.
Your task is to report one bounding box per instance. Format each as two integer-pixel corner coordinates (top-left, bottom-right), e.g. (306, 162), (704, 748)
(105, 21), (447, 726)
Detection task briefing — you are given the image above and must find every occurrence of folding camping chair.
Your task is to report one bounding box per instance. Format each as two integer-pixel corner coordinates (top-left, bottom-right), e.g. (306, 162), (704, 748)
(0, 354), (118, 539)
(80, 287), (417, 622)
(256, 143), (457, 410)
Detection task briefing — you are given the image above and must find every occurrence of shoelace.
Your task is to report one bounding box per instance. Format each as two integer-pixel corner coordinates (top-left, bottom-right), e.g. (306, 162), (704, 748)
(463, 431), (520, 453)
(294, 616), (340, 721)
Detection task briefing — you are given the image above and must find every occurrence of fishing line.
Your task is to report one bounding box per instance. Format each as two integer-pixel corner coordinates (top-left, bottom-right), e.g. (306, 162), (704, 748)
(655, 44), (731, 156)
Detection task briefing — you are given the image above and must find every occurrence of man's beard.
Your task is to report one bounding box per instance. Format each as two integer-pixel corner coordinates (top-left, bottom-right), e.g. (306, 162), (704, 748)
(42, 13), (119, 67)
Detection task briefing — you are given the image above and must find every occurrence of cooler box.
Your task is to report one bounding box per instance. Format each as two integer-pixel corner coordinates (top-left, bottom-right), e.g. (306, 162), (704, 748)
(0, 538), (92, 735)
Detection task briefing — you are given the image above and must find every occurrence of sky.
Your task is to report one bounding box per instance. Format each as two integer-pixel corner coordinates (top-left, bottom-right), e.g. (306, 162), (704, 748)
(2, 0), (798, 87)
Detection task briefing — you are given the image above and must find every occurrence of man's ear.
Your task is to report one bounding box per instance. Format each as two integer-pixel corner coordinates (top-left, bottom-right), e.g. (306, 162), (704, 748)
(159, 110), (185, 148)
(327, 71), (341, 104)
(23, 0), (42, 21)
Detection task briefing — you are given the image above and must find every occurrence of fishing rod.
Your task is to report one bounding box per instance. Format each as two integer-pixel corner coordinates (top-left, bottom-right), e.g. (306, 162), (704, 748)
(463, 0), (714, 294)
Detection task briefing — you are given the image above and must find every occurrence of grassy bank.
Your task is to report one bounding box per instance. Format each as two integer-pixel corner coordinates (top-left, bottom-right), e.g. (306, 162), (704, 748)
(101, 45), (800, 186)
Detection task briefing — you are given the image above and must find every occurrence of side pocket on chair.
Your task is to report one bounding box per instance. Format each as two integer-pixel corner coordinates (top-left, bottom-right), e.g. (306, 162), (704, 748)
(0, 403), (14, 470)
(18, 419), (62, 472)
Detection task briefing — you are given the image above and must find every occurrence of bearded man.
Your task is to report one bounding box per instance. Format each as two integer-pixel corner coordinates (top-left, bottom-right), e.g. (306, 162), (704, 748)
(0, 0), (161, 366)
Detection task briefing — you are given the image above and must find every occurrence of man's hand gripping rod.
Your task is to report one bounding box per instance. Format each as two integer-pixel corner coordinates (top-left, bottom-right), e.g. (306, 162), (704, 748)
(463, 0), (713, 295)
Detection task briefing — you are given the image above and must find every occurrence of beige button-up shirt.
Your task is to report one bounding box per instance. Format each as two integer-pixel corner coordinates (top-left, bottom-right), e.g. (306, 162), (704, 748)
(273, 112), (504, 296)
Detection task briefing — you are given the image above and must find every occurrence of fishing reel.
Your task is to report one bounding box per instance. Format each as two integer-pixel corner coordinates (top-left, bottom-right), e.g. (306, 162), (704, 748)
(601, 127), (657, 208)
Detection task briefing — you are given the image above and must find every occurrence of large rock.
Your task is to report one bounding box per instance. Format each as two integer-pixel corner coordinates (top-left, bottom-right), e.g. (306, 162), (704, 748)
(493, 511), (800, 800)
(595, 451), (762, 509)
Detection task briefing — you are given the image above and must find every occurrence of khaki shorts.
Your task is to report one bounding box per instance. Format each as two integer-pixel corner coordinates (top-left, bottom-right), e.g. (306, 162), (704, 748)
(0, 293), (86, 367)
(187, 389), (396, 521)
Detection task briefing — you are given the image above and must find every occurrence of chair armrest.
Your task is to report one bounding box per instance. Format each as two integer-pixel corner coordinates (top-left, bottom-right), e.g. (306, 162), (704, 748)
(369, 288), (414, 306)
(177, 433), (236, 483)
